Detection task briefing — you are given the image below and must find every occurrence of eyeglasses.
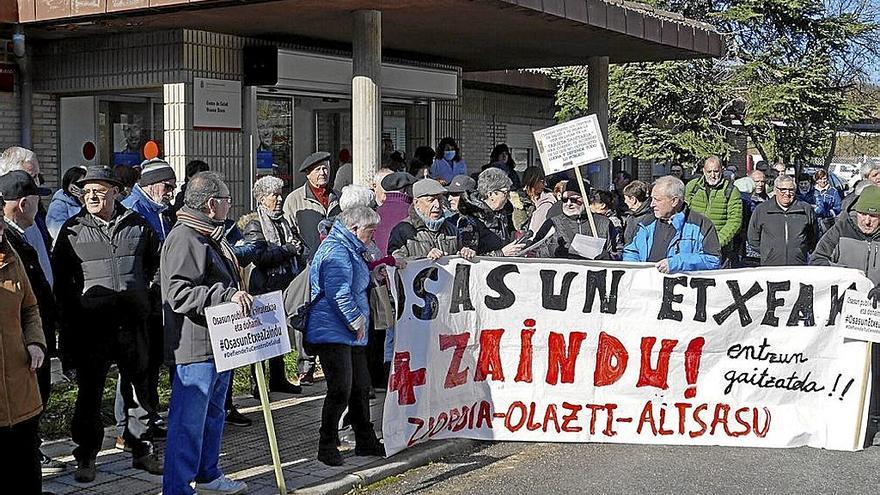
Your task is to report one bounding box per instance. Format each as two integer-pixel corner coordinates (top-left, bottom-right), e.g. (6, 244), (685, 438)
(776, 188), (796, 195)
(82, 188), (110, 198)
(212, 196), (232, 204)
(561, 196), (583, 204)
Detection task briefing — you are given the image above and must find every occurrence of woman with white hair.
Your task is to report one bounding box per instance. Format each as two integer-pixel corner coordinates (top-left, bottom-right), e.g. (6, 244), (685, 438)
(306, 206), (385, 466)
(241, 175), (306, 395)
(456, 167), (524, 256)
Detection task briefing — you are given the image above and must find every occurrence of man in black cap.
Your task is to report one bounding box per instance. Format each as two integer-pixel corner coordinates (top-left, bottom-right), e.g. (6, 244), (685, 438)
(282, 151), (341, 258)
(52, 166), (163, 482)
(0, 170), (67, 476)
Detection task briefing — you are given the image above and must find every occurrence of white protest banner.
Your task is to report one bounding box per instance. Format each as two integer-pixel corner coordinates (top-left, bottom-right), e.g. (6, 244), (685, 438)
(533, 114), (608, 175)
(841, 293), (880, 343)
(193, 77), (242, 130)
(383, 258), (873, 456)
(205, 290), (290, 372)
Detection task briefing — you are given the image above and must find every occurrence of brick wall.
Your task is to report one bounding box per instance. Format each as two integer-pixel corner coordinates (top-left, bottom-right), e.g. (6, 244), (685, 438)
(0, 80), (59, 188)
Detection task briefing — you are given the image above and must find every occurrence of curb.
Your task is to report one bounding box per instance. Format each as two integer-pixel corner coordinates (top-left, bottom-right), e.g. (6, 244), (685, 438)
(294, 439), (482, 495)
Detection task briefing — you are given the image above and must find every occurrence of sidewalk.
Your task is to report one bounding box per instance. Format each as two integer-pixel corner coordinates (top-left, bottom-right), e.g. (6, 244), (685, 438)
(41, 380), (476, 495)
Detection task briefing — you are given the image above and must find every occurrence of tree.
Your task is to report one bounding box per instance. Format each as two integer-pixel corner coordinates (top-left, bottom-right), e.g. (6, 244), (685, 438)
(551, 0), (880, 171)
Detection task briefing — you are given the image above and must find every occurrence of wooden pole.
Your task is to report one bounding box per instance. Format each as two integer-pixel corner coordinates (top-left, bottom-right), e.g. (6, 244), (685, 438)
(573, 165), (597, 236)
(255, 362), (288, 494)
(854, 342), (872, 450)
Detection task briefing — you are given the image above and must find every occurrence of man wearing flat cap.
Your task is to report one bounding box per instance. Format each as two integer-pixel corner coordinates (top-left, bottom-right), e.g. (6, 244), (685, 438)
(53, 166), (163, 482)
(283, 151), (341, 258)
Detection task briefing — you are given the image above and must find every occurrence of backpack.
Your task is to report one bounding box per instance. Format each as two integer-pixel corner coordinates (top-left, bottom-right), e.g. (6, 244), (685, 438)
(283, 263), (322, 332)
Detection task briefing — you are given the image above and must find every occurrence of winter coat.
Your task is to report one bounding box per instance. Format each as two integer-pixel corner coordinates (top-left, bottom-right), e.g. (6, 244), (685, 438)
(46, 189), (82, 241)
(53, 205), (160, 320)
(623, 200), (652, 246)
(812, 187), (843, 219)
(282, 183), (340, 260)
(527, 192), (557, 234)
(747, 198), (818, 266)
(375, 192), (412, 256)
(623, 207), (722, 272)
(458, 197), (515, 254)
(4, 220), (57, 356)
(684, 176), (743, 250)
(306, 220), (370, 347)
(531, 210), (618, 260)
(509, 191), (535, 232)
(241, 209), (305, 295)
(122, 184), (173, 242)
(811, 212), (880, 285)
(0, 239), (45, 427)
(160, 211), (242, 365)
(430, 158), (468, 184)
(388, 207), (461, 259)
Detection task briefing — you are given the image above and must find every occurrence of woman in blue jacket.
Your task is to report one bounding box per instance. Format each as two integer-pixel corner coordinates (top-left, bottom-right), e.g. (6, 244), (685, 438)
(306, 206), (385, 466)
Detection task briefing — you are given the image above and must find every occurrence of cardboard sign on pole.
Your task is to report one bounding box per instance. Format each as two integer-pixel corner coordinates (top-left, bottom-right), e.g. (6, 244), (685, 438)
(206, 290), (289, 494)
(841, 292), (880, 344)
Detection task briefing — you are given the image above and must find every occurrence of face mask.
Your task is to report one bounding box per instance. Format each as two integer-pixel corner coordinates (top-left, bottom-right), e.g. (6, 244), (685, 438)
(444, 150), (456, 161)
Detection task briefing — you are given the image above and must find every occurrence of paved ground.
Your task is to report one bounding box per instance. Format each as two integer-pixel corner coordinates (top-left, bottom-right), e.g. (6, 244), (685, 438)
(363, 441), (880, 495)
(42, 381), (389, 495)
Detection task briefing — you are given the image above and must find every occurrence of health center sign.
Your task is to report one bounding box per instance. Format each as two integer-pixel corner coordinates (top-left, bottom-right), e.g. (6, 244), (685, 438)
(383, 258), (874, 456)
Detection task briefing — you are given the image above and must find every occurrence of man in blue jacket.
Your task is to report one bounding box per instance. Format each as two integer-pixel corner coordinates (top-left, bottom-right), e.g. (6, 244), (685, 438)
(623, 175), (722, 272)
(122, 158), (177, 241)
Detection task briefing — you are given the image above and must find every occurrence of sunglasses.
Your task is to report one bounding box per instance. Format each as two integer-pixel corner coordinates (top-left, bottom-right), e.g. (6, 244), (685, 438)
(562, 196), (583, 204)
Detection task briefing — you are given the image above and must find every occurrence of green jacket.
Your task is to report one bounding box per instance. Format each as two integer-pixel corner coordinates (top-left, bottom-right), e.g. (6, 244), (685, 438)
(684, 176), (743, 249)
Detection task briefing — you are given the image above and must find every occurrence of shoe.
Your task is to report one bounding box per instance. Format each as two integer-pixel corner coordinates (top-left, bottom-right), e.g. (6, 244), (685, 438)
(354, 441), (386, 457)
(40, 452), (67, 474)
(299, 370), (315, 385)
(195, 475), (248, 494)
(225, 407), (252, 427)
(317, 447), (344, 466)
(251, 384), (260, 400)
(73, 458), (96, 483)
(132, 452), (163, 475)
(145, 424), (168, 440)
(269, 381), (302, 395)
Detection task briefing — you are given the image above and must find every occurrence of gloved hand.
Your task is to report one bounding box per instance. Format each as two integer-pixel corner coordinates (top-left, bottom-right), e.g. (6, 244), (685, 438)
(868, 285), (880, 309)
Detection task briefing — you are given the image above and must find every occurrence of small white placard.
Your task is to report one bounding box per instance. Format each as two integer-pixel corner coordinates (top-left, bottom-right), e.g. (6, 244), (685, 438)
(841, 293), (880, 343)
(533, 114), (608, 175)
(569, 233), (605, 260)
(206, 290), (290, 372)
(193, 77), (242, 130)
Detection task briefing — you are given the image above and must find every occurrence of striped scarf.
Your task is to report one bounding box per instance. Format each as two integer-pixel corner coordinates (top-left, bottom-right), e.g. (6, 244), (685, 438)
(176, 206), (241, 282)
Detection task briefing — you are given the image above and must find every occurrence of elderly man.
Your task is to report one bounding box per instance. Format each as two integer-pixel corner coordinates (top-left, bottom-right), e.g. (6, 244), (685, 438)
(0, 171), (65, 478)
(53, 166), (162, 482)
(388, 178), (475, 261)
(684, 156), (743, 266)
(812, 185), (880, 446)
(123, 158), (177, 241)
(0, 199), (47, 494)
(283, 152), (341, 258)
(161, 171), (250, 495)
(624, 175), (722, 272)
(747, 175), (818, 266)
(528, 180), (618, 260)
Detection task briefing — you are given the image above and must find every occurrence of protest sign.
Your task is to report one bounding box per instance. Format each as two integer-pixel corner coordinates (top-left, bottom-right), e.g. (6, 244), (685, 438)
(383, 259), (873, 456)
(533, 115), (608, 176)
(841, 293), (880, 343)
(205, 290), (290, 373)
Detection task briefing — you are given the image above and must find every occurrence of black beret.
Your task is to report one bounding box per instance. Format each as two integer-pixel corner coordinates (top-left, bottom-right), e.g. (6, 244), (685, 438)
(299, 151), (331, 173)
(380, 172), (416, 192)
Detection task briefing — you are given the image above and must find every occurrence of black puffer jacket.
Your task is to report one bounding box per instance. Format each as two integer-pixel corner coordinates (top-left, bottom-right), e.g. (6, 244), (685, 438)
(747, 199), (817, 266)
(240, 211), (306, 294)
(811, 212), (880, 284)
(53, 204), (160, 319)
(457, 196), (515, 255)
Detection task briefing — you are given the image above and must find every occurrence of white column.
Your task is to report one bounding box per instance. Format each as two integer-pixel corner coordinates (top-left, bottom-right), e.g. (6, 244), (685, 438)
(352, 10), (382, 186)
(587, 56), (610, 189)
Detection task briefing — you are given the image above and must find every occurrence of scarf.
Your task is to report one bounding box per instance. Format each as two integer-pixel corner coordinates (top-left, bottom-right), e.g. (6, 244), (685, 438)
(257, 206), (294, 247)
(310, 183), (330, 210)
(176, 206), (241, 281)
(416, 208), (446, 232)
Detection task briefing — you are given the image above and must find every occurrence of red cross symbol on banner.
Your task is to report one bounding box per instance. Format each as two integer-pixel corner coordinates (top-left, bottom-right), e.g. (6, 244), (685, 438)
(389, 351), (426, 405)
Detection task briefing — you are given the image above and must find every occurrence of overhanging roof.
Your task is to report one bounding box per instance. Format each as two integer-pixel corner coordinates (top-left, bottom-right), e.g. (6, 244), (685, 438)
(12, 0), (724, 70)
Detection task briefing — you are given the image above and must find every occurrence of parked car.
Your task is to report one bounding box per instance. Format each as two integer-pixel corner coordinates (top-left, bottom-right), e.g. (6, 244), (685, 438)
(829, 162), (861, 189)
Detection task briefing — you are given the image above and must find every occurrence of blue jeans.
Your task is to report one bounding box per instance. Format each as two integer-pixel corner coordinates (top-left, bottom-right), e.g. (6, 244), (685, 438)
(162, 362), (230, 495)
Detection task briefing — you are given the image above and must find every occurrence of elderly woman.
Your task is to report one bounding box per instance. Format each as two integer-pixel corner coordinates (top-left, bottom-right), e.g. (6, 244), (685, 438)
(0, 206), (47, 494)
(307, 206), (385, 466)
(242, 175), (306, 395)
(457, 167), (524, 256)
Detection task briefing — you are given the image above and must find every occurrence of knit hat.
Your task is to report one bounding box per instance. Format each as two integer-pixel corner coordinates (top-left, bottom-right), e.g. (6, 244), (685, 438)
(855, 185), (880, 214)
(139, 158), (176, 186)
(564, 179), (591, 197)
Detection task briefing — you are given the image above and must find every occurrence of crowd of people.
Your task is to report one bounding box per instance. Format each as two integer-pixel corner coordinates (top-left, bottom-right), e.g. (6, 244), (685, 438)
(2, 138), (880, 495)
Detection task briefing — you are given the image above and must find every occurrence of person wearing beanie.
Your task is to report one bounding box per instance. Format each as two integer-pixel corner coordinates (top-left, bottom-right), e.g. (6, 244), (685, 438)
(812, 184), (880, 445)
(122, 158), (177, 242)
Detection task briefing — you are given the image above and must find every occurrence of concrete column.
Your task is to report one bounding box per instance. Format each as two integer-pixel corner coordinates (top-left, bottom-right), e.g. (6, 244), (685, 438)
(352, 10), (381, 186)
(587, 56), (610, 189)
